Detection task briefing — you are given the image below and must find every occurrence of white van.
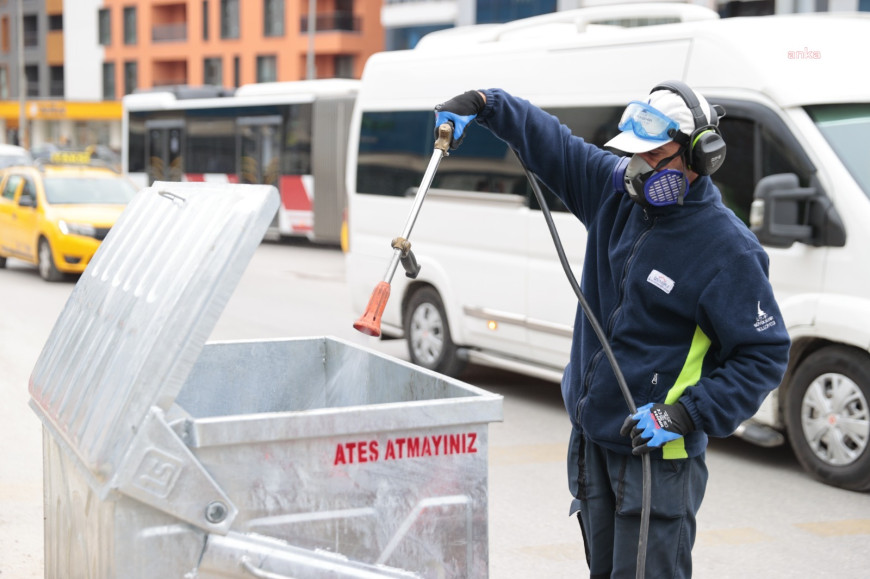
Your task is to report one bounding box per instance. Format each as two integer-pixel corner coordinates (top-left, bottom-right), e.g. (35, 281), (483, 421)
(345, 4), (870, 490)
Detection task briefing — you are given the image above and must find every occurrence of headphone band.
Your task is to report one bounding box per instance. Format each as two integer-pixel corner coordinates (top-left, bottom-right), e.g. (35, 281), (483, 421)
(651, 80), (711, 132)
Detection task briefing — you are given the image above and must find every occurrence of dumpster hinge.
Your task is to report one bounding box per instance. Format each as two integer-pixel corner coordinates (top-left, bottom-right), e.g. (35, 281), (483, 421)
(114, 406), (238, 534)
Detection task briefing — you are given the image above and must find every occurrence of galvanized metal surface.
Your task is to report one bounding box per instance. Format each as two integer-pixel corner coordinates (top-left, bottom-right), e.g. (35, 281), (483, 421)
(30, 181), (503, 578)
(29, 181), (279, 495)
(175, 338), (501, 577)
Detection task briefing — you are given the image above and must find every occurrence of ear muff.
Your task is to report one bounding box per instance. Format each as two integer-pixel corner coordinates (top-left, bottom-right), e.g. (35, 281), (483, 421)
(651, 80), (726, 176)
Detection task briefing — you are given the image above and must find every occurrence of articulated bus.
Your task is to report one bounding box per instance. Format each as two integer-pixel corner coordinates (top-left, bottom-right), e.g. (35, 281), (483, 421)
(122, 79), (358, 243)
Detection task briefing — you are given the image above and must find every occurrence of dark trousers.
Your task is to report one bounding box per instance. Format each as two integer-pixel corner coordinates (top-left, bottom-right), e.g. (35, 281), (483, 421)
(570, 428), (708, 578)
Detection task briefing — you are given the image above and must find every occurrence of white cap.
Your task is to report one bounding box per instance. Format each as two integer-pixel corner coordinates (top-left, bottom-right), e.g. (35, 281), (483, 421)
(605, 86), (715, 154)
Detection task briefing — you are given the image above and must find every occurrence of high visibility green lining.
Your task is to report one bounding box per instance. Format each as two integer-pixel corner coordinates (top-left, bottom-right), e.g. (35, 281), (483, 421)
(663, 325), (711, 459)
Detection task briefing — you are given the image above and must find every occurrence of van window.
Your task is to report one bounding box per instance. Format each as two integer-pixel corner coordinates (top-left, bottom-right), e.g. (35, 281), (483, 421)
(713, 110), (813, 225)
(356, 105), (624, 212)
(357, 110), (529, 199)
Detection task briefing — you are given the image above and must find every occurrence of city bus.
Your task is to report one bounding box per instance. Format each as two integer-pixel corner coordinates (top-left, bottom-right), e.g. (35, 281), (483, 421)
(122, 79), (358, 243)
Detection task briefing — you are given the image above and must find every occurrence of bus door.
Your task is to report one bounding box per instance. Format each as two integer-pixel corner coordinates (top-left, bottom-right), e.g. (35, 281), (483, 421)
(145, 120), (184, 184)
(238, 116), (283, 233)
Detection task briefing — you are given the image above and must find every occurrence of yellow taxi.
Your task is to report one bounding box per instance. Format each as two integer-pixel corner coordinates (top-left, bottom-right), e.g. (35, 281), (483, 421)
(0, 151), (137, 281)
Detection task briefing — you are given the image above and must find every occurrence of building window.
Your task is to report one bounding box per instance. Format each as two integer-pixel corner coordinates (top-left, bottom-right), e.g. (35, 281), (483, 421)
(204, 57), (222, 85)
(98, 9), (111, 45)
(124, 61), (137, 94)
(124, 7), (137, 45)
(264, 0), (284, 37)
(334, 55), (354, 79)
(49, 66), (64, 97)
(0, 67), (8, 99)
(220, 0), (239, 39)
(202, 0), (209, 40)
(103, 62), (115, 99)
(256, 55), (277, 82)
(1, 16), (9, 52)
(25, 65), (38, 96)
(233, 55), (240, 87)
(23, 15), (38, 47)
(49, 15), (63, 31)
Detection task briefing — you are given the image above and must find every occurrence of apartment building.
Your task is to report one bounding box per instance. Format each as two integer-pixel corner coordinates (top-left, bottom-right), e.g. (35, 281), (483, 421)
(100, 0), (384, 95)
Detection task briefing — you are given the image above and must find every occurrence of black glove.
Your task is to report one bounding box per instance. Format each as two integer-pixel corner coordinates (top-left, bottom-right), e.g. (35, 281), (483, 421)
(434, 90), (485, 149)
(620, 402), (695, 455)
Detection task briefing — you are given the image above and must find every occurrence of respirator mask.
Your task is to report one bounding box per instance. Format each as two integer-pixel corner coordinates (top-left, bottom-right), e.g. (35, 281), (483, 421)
(612, 151), (689, 208)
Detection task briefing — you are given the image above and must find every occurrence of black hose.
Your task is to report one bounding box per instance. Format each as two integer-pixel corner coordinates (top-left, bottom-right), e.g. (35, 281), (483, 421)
(520, 162), (651, 579)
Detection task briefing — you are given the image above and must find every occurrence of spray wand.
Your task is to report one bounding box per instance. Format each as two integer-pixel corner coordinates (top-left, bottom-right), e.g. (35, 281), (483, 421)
(353, 123), (453, 336)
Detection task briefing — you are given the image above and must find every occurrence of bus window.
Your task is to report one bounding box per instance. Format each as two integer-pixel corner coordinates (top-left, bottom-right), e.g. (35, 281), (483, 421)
(128, 113), (146, 173)
(239, 119), (282, 186)
(187, 117), (235, 174)
(282, 103), (313, 176)
(146, 122), (184, 183)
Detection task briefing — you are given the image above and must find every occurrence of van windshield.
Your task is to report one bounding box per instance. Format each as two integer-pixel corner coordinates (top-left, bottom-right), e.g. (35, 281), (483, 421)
(806, 104), (870, 199)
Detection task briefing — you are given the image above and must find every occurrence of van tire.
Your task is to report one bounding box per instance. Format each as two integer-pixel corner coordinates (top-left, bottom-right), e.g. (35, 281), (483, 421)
(785, 346), (870, 491)
(38, 238), (64, 282)
(0, 255), (6, 268)
(404, 286), (466, 377)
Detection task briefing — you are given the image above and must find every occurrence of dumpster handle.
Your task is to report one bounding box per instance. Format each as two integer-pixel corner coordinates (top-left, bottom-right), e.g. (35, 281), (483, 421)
(158, 189), (187, 205)
(239, 556), (293, 579)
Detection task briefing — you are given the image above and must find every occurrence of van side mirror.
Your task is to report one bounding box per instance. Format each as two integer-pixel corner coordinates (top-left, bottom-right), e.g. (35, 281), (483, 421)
(750, 173), (845, 249)
(18, 193), (36, 208)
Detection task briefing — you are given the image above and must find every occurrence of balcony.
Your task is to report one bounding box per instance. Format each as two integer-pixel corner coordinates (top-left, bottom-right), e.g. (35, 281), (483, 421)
(153, 22), (187, 43)
(152, 2), (187, 43)
(300, 12), (360, 33)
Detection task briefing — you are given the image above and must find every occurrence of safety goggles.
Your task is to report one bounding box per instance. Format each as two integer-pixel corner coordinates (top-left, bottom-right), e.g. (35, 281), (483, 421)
(617, 101), (680, 141)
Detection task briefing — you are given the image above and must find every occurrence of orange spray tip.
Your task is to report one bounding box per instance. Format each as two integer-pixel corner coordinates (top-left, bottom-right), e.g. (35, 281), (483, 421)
(353, 281), (391, 337)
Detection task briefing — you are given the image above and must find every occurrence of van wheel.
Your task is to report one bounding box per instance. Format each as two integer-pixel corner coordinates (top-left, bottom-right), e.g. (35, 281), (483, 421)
(0, 255), (6, 268)
(785, 346), (870, 491)
(38, 238), (63, 282)
(404, 286), (466, 377)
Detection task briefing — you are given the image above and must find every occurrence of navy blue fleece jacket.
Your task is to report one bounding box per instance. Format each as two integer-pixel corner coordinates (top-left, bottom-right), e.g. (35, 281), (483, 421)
(476, 89), (790, 459)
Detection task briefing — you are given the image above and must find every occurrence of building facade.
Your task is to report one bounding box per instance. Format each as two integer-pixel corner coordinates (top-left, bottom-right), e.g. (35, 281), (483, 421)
(0, 0), (384, 149)
(99, 0), (384, 95)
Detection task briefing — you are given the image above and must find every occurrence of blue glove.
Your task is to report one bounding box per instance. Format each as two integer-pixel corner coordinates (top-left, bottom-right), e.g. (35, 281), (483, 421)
(620, 402), (695, 455)
(434, 90), (485, 149)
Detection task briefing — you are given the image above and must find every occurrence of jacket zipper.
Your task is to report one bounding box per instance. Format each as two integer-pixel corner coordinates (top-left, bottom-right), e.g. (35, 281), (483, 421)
(579, 217), (657, 418)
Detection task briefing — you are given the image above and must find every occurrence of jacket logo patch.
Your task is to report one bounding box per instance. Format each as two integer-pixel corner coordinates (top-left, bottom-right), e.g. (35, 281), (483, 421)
(647, 269), (675, 294)
(755, 301), (776, 332)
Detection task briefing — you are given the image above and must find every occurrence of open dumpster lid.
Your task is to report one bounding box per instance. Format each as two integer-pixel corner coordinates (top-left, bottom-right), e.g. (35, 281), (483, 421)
(29, 181), (279, 492)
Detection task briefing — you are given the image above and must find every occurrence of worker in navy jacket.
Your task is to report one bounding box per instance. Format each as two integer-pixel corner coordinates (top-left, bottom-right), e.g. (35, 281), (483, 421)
(435, 83), (790, 578)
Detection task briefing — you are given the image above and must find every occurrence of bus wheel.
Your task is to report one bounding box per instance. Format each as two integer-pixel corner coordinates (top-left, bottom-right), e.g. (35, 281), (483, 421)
(38, 238), (64, 282)
(785, 345), (870, 491)
(404, 286), (466, 377)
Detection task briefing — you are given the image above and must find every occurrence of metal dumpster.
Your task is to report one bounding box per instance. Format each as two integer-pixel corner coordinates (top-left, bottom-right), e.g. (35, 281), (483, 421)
(28, 182), (503, 578)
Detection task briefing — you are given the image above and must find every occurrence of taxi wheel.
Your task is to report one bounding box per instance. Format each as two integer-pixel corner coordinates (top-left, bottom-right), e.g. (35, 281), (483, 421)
(38, 238), (64, 282)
